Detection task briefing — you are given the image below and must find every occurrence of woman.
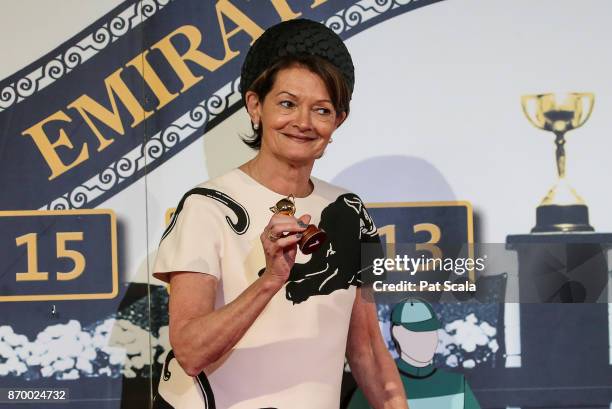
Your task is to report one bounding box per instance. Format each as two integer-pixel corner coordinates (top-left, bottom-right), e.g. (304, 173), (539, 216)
(153, 19), (408, 409)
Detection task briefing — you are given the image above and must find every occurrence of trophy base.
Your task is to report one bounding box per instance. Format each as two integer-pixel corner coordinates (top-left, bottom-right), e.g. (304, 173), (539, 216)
(299, 226), (327, 254)
(532, 204), (594, 233)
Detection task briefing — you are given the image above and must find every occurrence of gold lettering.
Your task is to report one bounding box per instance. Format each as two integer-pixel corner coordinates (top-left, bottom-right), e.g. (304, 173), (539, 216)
(216, 0), (264, 46)
(270, 0), (302, 20)
(414, 223), (442, 271)
(127, 51), (179, 110)
(152, 25), (228, 92)
(56, 232), (86, 281)
(152, 13), (262, 93)
(68, 67), (152, 151)
(22, 111), (89, 180)
(15, 233), (49, 281)
(378, 224), (396, 267)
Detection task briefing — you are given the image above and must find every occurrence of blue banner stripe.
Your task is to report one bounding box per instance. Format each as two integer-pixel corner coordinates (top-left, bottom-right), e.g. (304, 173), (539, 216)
(0, 0), (444, 212)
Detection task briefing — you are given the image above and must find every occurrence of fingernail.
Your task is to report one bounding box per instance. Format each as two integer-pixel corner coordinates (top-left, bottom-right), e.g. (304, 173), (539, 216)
(298, 221), (308, 228)
(295, 233), (303, 239)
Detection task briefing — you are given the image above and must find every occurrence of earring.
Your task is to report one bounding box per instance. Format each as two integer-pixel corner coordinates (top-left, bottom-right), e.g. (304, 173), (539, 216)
(253, 122), (259, 131)
(328, 138), (333, 143)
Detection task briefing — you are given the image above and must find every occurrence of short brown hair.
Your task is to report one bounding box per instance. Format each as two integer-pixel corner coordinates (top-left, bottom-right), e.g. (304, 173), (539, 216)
(242, 55), (351, 150)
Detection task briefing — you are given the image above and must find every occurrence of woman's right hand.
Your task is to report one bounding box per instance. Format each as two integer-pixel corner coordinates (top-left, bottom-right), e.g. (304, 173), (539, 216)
(260, 213), (311, 288)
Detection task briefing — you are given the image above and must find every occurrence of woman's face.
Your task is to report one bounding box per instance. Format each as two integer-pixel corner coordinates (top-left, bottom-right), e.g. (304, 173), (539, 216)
(246, 65), (346, 165)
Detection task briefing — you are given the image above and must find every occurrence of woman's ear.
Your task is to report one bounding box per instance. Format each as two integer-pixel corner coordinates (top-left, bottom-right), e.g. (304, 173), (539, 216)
(335, 111), (348, 128)
(245, 91), (262, 126)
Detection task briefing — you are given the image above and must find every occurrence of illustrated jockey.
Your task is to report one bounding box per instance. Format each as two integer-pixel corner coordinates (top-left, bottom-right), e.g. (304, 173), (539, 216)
(347, 298), (481, 409)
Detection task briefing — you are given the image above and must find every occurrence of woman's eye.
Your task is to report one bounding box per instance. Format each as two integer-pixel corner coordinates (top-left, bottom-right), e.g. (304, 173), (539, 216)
(279, 100), (295, 108)
(315, 107), (332, 115)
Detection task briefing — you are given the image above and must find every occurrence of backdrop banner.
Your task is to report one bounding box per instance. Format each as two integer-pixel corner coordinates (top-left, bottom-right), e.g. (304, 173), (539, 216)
(1, 1), (611, 408)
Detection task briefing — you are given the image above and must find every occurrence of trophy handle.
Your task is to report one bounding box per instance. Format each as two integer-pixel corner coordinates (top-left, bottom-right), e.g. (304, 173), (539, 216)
(521, 94), (547, 130)
(571, 92), (595, 129)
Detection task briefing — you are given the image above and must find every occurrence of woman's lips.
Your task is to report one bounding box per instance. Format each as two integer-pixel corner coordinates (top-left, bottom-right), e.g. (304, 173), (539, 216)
(283, 133), (317, 142)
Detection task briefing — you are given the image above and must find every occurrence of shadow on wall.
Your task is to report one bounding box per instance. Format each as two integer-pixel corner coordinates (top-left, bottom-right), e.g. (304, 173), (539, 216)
(331, 155), (456, 203)
(203, 109), (255, 179)
(331, 154), (485, 254)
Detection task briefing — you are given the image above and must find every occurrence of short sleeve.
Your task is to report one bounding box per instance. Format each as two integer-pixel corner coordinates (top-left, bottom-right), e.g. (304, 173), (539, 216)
(152, 195), (223, 284)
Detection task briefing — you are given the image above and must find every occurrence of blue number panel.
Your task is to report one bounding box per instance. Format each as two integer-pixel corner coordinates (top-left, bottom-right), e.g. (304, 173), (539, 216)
(0, 209), (118, 302)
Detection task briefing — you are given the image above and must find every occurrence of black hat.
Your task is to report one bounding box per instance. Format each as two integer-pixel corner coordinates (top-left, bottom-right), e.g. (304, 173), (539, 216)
(239, 19), (354, 102)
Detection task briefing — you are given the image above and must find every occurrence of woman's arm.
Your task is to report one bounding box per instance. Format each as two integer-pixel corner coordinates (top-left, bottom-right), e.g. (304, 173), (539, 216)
(168, 213), (310, 376)
(346, 288), (408, 409)
(169, 270), (283, 376)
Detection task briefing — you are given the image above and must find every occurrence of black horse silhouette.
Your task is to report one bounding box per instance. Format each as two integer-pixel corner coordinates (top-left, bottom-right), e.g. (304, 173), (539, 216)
(259, 193), (383, 304)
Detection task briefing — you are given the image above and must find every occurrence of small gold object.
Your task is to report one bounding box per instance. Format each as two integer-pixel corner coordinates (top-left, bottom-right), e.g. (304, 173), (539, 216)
(269, 194), (296, 215)
(270, 195), (327, 254)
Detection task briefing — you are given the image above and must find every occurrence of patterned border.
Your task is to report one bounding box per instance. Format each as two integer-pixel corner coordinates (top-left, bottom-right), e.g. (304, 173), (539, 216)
(41, 0), (422, 210)
(0, 0), (172, 113)
(326, 0), (416, 34)
(41, 78), (241, 210)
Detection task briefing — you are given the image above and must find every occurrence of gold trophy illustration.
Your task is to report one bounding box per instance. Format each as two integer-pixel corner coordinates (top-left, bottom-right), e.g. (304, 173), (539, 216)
(521, 92), (595, 232)
(270, 195), (327, 254)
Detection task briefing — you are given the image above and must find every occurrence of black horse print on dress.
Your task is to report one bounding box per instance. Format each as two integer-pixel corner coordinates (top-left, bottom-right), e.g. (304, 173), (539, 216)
(259, 193), (383, 304)
(153, 350), (216, 409)
(161, 188), (250, 242)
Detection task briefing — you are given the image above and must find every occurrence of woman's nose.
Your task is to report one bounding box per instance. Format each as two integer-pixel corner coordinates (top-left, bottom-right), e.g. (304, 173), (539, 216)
(293, 106), (312, 131)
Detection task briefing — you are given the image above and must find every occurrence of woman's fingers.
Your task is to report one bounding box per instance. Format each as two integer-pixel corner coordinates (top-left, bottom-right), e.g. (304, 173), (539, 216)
(261, 213), (313, 249)
(267, 213), (312, 234)
(274, 232), (302, 248)
(268, 221), (307, 237)
(269, 213), (296, 224)
(261, 229), (301, 255)
(297, 214), (311, 225)
(264, 227), (302, 247)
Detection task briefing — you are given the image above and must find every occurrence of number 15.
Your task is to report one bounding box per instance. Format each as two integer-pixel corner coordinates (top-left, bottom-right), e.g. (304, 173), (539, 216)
(15, 232), (86, 281)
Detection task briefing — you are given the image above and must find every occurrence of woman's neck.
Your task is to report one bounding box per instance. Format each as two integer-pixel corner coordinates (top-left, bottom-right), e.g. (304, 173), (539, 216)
(240, 152), (314, 198)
